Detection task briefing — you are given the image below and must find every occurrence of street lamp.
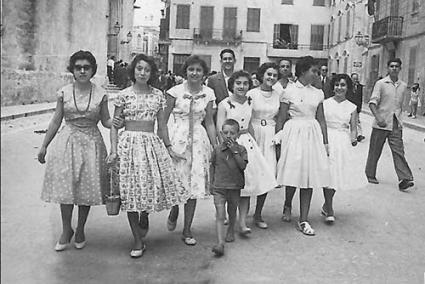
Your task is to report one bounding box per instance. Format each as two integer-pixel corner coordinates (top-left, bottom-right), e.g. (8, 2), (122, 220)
(120, 31), (133, 44)
(355, 31), (369, 47)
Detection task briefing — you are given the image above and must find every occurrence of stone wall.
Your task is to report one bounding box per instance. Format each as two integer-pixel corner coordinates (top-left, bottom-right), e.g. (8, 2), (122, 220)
(1, 0), (109, 106)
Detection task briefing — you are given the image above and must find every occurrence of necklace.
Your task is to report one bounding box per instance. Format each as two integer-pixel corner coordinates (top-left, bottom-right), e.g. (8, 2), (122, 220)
(73, 84), (92, 114)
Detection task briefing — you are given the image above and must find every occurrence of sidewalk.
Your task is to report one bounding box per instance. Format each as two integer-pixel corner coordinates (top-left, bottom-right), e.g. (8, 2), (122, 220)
(1, 86), (120, 122)
(361, 103), (425, 132)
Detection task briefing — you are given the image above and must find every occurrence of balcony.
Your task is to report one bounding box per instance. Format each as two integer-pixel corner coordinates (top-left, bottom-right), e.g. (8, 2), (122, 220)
(266, 43), (329, 58)
(372, 16), (403, 44)
(193, 28), (243, 46)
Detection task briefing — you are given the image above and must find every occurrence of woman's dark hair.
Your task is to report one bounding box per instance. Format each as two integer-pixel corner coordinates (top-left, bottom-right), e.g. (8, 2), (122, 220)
(227, 70), (253, 92)
(295, 56), (317, 78)
(128, 53), (158, 85)
(181, 55), (209, 78)
(67, 50), (97, 77)
(330, 73), (353, 93)
(257, 62), (279, 83)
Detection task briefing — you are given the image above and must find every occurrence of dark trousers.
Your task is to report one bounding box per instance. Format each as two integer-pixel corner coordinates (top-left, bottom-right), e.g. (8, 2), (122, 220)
(365, 116), (413, 181)
(107, 66), (113, 83)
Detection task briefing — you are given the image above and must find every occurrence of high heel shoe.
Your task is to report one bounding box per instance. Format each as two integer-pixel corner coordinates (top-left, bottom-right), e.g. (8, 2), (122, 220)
(74, 240), (87, 249)
(54, 230), (74, 251)
(321, 207), (335, 223)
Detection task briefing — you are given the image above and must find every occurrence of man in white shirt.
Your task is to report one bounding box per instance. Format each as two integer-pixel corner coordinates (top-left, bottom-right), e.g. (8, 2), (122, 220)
(107, 56), (115, 84)
(365, 58), (414, 192)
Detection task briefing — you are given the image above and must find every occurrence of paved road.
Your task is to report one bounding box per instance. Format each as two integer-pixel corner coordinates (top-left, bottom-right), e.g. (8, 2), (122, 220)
(1, 111), (424, 284)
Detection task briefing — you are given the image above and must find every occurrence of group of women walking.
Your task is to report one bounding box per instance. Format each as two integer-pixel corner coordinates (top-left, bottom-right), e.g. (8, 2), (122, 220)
(38, 50), (365, 258)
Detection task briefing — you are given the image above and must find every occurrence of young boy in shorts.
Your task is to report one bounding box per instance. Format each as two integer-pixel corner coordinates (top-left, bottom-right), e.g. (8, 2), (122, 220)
(210, 119), (248, 257)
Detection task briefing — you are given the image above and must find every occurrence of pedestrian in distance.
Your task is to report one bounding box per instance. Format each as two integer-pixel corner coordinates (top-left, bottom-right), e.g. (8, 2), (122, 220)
(164, 55), (218, 246)
(216, 70), (277, 236)
(107, 55), (115, 84)
(251, 72), (260, 88)
(106, 54), (190, 258)
(274, 58), (294, 94)
(320, 64), (333, 99)
(38, 50), (123, 251)
(408, 83), (420, 119)
(347, 73), (365, 142)
(274, 56), (330, 236)
(365, 58), (415, 192)
(210, 119), (248, 257)
(245, 62), (281, 230)
(321, 74), (368, 223)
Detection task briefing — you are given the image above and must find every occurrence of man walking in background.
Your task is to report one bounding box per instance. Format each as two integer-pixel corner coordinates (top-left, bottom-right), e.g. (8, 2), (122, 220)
(365, 58), (414, 192)
(320, 64), (332, 99)
(347, 73), (365, 142)
(207, 49), (236, 106)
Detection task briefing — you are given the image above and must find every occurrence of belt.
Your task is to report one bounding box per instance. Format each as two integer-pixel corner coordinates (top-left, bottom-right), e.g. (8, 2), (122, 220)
(251, 118), (276, 126)
(125, 120), (155, 132)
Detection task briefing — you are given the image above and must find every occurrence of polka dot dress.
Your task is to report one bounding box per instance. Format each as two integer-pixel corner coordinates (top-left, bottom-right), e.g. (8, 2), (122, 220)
(41, 83), (109, 205)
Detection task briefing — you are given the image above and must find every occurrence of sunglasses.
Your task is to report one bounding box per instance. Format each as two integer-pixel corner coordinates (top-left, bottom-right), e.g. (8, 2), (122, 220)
(74, 64), (92, 71)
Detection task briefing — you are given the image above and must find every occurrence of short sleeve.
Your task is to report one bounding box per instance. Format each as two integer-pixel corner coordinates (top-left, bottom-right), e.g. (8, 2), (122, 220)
(369, 81), (381, 105)
(317, 90), (325, 103)
(158, 91), (167, 109)
(281, 89), (291, 104)
(206, 87), (216, 102)
(166, 85), (179, 98)
(114, 92), (126, 107)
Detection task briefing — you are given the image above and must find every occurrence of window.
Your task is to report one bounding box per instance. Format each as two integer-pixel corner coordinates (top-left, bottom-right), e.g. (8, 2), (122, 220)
(311, 25), (325, 50)
(390, 0), (399, 16)
(200, 6), (214, 39)
(173, 54), (190, 75)
(329, 20), (334, 46)
(176, 4), (190, 29)
(273, 24), (298, 49)
(243, 57), (260, 74)
(337, 15), (342, 42)
(313, 0), (326, 7)
(223, 7), (237, 40)
(281, 0), (293, 4)
(137, 34), (142, 49)
(345, 9), (351, 39)
(412, 0), (420, 13)
(343, 56), (348, 73)
(247, 8), (260, 32)
(369, 54), (380, 89)
(408, 46), (417, 85)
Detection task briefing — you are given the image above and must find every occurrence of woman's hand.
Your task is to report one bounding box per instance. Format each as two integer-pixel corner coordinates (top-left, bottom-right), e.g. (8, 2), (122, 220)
(37, 146), (47, 164)
(106, 152), (118, 164)
(112, 116), (125, 129)
(167, 147), (186, 162)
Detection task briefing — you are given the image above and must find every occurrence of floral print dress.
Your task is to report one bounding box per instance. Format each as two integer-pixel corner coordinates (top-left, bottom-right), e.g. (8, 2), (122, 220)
(114, 86), (189, 213)
(167, 82), (216, 199)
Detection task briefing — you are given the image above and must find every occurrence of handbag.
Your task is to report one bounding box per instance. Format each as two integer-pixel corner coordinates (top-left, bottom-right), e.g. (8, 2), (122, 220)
(105, 162), (121, 216)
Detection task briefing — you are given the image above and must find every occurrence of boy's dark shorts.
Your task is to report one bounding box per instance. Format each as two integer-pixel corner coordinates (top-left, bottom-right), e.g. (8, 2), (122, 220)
(212, 188), (241, 207)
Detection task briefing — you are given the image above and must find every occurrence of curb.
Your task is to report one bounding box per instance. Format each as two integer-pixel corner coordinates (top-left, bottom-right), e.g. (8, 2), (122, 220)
(1, 94), (119, 122)
(361, 109), (425, 132)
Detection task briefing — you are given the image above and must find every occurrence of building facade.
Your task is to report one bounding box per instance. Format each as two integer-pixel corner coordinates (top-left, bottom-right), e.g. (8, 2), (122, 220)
(165, 0), (331, 75)
(132, 26), (160, 58)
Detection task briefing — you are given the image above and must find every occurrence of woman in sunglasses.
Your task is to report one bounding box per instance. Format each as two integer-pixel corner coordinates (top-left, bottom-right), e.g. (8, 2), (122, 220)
(38, 50), (122, 251)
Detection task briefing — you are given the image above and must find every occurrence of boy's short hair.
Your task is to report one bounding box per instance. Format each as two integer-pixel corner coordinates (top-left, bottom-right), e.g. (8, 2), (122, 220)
(387, 58), (402, 67)
(222, 118), (240, 132)
(220, 49), (235, 59)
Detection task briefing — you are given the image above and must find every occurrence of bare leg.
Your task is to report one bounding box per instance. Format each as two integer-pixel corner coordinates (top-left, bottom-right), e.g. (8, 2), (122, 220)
(139, 211), (149, 238)
(127, 212), (143, 250)
(75, 205), (90, 243)
(253, 193), (267, 221)
(59, 204), (74, 244)
(238, 196), (250, 232)
(183, 199), (196, 238)
(226, 190), (240, 242)
(322, 188), (335, 216)
(299, 188), (313, 222)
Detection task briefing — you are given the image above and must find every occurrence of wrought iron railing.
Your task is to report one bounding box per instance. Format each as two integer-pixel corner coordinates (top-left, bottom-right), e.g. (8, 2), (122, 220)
(270, 43), (330, 51)
(193, 28), (243, 45)
(372, 16), (403, 42)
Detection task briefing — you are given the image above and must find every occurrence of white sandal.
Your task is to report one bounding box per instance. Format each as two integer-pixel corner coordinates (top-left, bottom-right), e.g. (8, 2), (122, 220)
(298, 221), (315, 236)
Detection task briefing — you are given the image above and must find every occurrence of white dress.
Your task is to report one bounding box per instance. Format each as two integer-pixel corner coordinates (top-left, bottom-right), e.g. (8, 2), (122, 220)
(275, 81), (330, 188)
(324, 98), (368, 190)
(248, 87), (281, 176)
(217, 97), (277, 197)
(167, 82), (216, 199)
